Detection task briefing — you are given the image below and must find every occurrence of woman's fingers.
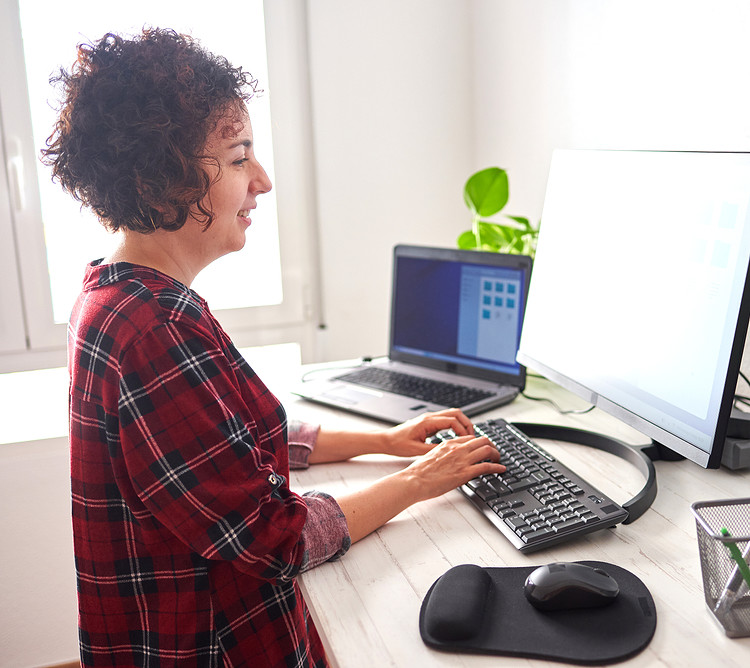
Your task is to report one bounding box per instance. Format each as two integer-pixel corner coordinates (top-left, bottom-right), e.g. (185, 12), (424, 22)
(420, 408), (474, 436)
(406, 436), (505, 501)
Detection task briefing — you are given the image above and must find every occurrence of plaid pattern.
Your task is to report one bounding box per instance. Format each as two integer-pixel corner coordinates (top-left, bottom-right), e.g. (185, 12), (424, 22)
(68, 261), (349, 667)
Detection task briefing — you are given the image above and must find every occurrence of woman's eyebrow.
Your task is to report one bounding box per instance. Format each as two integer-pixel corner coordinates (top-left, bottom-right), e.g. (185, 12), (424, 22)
(228, 139), (252, 149)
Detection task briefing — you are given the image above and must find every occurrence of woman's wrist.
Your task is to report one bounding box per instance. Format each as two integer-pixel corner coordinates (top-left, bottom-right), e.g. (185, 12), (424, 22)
(339, 429), (390, 456)
(376, 428), (398, 456)
(337, 468), (423, 543)
(386, 466), (425, 506)
(309, 428), (391, 463)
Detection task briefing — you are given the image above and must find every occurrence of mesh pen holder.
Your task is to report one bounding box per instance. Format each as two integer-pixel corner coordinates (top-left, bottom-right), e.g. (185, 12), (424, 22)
(691, 498), (750, 638)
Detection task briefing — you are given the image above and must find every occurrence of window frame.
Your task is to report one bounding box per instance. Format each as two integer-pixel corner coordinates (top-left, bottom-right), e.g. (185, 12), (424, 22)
(0, 0), (320, 374)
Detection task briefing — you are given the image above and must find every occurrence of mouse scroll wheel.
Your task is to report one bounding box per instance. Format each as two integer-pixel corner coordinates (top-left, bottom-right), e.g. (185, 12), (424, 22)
(594, 568), (608, 576)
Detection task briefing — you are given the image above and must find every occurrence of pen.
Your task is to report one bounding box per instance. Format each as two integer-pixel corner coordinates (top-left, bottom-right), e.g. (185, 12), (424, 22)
(713, 527), (750, 618)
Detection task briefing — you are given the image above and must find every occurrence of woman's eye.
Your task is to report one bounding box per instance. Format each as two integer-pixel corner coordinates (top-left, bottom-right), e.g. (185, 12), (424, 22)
(233, 158), (249, 166)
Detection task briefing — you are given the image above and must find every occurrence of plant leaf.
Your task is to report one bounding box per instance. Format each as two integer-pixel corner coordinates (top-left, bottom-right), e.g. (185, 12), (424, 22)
(477, 221), (508, 246)
(464, 167), (509, 217)
(457, 230), (478, 249)
(511, 236), (526, 253)
(505, 215), (533, 232)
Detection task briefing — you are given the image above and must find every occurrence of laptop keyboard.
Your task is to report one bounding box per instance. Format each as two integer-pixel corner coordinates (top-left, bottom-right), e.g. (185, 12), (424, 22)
(335, 366), (494, 408)
(432, 418), (628, 552)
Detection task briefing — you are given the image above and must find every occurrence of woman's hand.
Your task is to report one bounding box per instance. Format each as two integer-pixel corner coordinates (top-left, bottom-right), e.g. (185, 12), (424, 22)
(401, 434), (505, 503)
(380, 408), (476, 457)
(310, 408), (481, 464)
(336, 433), (505, 543)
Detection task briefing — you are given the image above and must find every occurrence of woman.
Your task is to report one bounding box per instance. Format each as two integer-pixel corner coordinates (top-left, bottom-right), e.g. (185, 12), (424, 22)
(43, 28), (504, 667)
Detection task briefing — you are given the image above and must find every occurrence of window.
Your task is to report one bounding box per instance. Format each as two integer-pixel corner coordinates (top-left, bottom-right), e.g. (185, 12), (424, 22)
(0, 0), (318, 373)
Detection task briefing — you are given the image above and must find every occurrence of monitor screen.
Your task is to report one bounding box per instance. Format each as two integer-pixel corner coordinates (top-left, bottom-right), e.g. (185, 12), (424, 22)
(517, 149), (750, 468)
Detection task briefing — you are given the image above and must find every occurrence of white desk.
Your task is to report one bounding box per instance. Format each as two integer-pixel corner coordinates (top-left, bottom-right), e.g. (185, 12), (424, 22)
(286, 375), (750, 667)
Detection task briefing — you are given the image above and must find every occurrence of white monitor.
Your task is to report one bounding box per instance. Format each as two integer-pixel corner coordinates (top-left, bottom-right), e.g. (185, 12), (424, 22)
(517, 149), (750, 468)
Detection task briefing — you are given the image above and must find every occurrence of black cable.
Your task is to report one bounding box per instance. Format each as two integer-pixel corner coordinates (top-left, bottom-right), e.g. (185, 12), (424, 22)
(734, 371), (750, 412)
(299, 356), (377, 382)
(520, 390), (595, 415)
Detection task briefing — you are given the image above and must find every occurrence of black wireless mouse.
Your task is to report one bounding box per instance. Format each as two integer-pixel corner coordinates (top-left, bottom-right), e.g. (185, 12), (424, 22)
(523, 561), (620, 611)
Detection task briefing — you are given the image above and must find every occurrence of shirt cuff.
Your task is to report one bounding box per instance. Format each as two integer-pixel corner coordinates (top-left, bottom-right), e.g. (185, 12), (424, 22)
(299, 491), (351, 573)
(288, 419), (320, 470)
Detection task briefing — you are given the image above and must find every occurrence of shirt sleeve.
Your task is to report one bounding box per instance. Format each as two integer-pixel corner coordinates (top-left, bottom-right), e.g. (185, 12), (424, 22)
(288, 419), (320, 470)
(299, 491), (351, 572)
(116, 319), (339, 584)
(287, 420), (351, 570)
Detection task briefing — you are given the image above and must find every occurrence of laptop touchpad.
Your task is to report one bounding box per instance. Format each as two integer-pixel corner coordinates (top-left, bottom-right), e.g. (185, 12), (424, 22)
(322, 386), (382, 405)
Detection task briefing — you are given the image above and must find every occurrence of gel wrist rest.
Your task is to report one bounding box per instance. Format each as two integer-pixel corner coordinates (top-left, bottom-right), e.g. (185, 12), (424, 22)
(420, 561), (656, 665)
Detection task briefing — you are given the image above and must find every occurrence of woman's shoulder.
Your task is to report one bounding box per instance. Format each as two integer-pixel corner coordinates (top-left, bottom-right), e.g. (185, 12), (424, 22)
(73, 261), (210, 342)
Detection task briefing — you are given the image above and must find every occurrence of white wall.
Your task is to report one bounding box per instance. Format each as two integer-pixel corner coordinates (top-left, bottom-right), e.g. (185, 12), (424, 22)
(306, 0), (474, 362)
(471, 0), (573, 227)
(470, 0), (750, 227)
(0, 437), (79, 666)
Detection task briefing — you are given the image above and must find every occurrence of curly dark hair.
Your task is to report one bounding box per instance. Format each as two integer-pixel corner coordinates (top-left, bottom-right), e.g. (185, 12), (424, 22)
(41, 28), (259, 233)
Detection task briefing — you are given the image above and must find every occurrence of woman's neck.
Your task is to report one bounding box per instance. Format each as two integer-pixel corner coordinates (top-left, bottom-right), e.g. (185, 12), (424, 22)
(103, 229), (202, 286)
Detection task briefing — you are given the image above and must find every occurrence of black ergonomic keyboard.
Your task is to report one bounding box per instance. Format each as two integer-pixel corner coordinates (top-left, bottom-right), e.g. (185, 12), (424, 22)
(335, 366), (493, 408)
(434, 418), (628, 553)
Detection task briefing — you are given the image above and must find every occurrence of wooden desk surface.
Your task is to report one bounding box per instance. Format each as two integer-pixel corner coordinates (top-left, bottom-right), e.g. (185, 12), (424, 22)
(285, 375), (750, 667)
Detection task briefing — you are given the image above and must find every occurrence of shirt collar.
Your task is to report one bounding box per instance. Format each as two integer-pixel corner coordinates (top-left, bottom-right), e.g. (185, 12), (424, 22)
(82, 260), (205, 305)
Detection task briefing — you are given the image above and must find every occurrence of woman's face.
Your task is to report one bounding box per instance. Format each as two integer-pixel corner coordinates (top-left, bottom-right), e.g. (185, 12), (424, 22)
(193, 107), (272, 260)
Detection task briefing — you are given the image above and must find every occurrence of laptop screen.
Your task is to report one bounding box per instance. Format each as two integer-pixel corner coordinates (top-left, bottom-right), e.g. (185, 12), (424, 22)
(390, 246), (531, 381)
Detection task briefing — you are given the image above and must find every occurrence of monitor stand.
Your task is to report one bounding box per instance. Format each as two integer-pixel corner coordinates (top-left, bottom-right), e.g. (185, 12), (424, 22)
(724, 410), (750, 469)
(512, 422), (661, 524)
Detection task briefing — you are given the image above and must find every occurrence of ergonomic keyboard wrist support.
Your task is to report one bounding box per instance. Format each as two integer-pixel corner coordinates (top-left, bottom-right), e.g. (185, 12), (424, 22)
(511, 423), (659, 524)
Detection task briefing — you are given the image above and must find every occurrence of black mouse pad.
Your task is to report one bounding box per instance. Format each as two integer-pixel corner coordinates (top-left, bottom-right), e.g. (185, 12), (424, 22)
(420, 561), (656, 665)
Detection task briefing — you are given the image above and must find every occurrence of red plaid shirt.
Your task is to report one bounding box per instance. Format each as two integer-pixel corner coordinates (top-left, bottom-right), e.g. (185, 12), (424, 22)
(68, 261), (350, 667)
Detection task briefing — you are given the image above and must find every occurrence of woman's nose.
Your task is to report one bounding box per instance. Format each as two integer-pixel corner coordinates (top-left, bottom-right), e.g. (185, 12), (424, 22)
(252, 161), (272, 195)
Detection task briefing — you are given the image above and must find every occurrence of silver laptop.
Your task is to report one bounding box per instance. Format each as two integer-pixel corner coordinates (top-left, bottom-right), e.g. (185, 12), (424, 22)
(292, 244), (531, 424)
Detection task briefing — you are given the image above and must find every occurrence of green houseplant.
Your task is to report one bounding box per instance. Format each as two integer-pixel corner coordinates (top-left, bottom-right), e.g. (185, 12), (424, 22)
(457, 166), (538, 257)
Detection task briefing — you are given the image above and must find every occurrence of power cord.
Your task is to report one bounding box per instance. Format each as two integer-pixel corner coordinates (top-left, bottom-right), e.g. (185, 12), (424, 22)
(521, 390), (596, 415)
(522, 373), (595, 415)
(733, 370), (750, 411)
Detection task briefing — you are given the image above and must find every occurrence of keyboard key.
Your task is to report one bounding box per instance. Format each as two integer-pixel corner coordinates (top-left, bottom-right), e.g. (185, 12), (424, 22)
(472, 483), (499, 502)
(505, 516), (528, 531)
(557, 518), (586, 532)
(523, 527), (555, 542)
(507, 479), (536, 492)
(487, 478), (512, 496)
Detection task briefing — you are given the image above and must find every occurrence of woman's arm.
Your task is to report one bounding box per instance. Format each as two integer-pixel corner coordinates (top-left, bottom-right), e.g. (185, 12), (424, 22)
(335, 434), (504, 543)
(307, 408), (476, 464)
(295, 408), (504, 547)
